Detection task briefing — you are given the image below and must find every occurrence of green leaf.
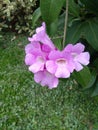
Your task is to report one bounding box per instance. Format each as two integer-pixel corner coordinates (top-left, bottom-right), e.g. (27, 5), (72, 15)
(58, 13), (78, 31)
(66, 18), (98, 50)
(58, 12), (65, 31)
(84, 70), (97, 89)
(32, 7), (41, 28)
(92, 58), (98, 70)
(68, 0), (80, 17)
(91, 80), (98, 97)
(84, 18), (98, 51)
(47, 19), (58, 36)
(80, 0), (98, 16)
(65, 21), (85, 44)
(73, 67), (91, 88)
(63, 0), (80, 17)
(40, 0), (64, 25)
(52, 36), (62, 50)
(93, 122), (98, 130)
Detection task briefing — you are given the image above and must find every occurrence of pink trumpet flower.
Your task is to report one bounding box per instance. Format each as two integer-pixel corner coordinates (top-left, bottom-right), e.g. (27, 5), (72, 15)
(34, 70), (59, 89)
(25, 22), (90, 88)
(28, 22), (55, 49)
(25, 22), (56, 74)
(64, 43), (90, 71)
(46, 50), (75, 78)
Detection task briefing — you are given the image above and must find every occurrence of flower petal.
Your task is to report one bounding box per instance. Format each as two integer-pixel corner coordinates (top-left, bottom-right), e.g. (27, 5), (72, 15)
(25, 53), (35, 65)
(64, 43), (85, 54)
(25, 42), (41, 54)
(34, 70), (59, 89)
(75, 52), (90, 65)
(49, 50), (62, 60)
(55, 59), (70, 78)
(67, 60), (75, 73)
(46, 61), (57, 74)
(28, 22), (55, 49)
(73, 43), (85, 53)
(41, 44), (51, 53)
(64, 44), (73, 52)
(29, 62), (44, 73)
(41, 71), (59, 89)
(36, 22), (45, 33)
(34, 71), (44, 83)
(29, 56), (45, 73)
(74, 61), (83, 71)
(55, 65), (70, 78)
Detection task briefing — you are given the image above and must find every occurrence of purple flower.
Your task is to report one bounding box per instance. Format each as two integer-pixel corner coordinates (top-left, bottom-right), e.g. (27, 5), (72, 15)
(46, 50), (75, 78)
(28, 22), (55, 49)
(24, 22), (59, 89)
(25, 42), (53, 73)
(25, 22), (90, 89)
(64, 43), (90, 71)
(34, 70), (59, 89)
(25, 22), (56, 75)
(25, 43), (43, 73)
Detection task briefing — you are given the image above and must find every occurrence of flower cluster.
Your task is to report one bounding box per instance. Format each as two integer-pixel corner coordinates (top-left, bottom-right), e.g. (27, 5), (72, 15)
(25, 22), (90, 89)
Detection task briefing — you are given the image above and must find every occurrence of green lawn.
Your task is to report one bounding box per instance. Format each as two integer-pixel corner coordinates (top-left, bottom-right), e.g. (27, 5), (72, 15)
(0, 32), (98, 130)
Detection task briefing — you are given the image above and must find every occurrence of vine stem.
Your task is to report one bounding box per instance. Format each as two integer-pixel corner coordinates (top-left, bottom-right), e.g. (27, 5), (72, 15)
(89, 121), (93, 130)
(62, 0), (69, 48)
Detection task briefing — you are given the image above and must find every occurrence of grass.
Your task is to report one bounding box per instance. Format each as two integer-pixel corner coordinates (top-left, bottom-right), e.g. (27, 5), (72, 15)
(0, 32), (98, 130)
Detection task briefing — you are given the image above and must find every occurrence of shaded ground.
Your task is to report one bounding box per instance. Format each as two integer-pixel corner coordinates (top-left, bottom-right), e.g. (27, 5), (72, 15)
(0, 32), (98, 130)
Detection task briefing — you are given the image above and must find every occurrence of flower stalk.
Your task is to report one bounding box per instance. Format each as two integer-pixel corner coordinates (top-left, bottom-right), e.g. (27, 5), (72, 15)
(62, 0), (69, 48)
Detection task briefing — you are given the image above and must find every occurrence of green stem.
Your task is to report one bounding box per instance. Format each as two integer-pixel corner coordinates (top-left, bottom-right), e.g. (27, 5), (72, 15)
(89, 121), (93, 130)
(62, 0), (69, 48)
